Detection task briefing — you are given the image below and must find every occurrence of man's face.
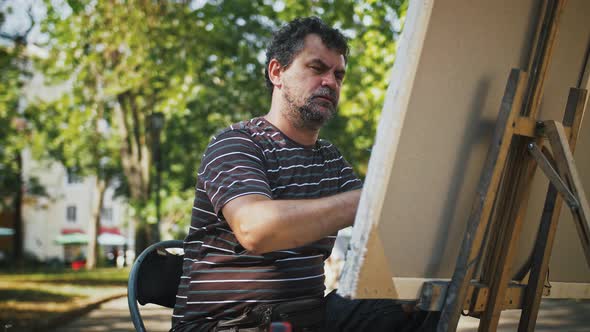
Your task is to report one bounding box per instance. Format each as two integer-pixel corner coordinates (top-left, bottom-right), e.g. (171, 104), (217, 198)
(279, 34), (346, 130)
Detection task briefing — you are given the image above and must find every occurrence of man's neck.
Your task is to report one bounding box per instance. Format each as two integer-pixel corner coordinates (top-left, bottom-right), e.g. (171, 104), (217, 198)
(266, 101), (320, 147)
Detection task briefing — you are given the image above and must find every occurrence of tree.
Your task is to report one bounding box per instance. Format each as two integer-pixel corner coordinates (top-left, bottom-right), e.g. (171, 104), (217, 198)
(0, 3), (38, 264)
(30, 88), (122, 268)
(35, 0), (408, 251)
(37, 0), (277, 254)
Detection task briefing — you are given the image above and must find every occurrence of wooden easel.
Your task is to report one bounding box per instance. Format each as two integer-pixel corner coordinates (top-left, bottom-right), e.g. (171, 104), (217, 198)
(415, 1), (590, 331)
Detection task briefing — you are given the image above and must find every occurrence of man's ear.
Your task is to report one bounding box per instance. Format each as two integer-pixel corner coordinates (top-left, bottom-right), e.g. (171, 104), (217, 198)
(268, 59), (283, 89)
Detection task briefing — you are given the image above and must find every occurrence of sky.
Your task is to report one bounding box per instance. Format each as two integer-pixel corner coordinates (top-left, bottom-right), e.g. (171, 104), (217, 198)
(0, 0), (47, 45)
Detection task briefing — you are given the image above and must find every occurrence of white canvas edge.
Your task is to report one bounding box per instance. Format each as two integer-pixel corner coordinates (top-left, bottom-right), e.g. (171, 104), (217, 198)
(390, 277), (590, 300)
(339, 0), (436, 297)
(544, 281), (590, 299)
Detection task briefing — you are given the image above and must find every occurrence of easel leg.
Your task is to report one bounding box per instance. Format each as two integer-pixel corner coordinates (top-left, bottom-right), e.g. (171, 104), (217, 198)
(518, 184), (562, 332)
(519, 88), (588, 332)
(478, 136), (540, 331)
(545, 121), (590, 264)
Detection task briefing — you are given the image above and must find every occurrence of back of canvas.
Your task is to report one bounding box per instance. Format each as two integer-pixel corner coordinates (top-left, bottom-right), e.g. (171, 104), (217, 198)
(341, 0), (590, 299)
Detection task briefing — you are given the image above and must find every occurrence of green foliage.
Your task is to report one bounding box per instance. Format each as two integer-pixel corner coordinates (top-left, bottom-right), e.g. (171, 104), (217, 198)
(0, 4), (37, 210)
(0, 45), (23, 205)
(30, 0), (407, 238)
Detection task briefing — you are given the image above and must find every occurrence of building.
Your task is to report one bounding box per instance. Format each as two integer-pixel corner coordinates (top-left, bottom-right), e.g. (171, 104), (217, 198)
(5, 56), (135, 266)
(21, 148), (132, 265)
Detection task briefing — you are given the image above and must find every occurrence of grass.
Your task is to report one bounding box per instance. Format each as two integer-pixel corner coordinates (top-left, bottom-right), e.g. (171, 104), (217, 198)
(0, 267), (130, 332)
(0, 267), (129, 284)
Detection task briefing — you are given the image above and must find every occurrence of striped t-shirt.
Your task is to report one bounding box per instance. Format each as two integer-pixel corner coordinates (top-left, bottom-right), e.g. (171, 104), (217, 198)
(172, 117), (362, 329)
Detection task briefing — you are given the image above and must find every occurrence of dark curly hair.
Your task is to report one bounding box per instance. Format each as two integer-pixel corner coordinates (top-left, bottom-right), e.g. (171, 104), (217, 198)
(264, 16), (349, 92)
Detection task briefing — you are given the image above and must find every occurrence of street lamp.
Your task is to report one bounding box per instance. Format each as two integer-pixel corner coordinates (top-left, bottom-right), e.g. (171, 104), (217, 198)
(148, 112), (165, 243)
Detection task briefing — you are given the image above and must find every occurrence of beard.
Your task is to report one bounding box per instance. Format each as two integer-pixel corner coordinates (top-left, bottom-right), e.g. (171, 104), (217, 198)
(284, 86), (338, 130)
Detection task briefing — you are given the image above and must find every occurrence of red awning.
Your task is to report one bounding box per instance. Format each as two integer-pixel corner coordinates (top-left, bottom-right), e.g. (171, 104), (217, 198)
(61, 226), (122, 235)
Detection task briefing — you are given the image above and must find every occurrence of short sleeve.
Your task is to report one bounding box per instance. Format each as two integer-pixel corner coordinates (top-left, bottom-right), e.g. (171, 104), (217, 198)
(198, 130), (272, 215)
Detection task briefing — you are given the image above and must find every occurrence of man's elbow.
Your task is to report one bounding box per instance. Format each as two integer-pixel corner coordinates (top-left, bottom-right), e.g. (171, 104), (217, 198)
(223, 195), (275, 254)
(233, 221), (270, 255)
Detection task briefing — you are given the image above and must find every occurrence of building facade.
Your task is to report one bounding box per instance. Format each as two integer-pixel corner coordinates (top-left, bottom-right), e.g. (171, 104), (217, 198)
(21, 148), (133, 264)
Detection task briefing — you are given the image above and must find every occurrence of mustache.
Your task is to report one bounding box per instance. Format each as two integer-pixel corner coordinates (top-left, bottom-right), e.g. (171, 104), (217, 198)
(310, 87), (337, 102)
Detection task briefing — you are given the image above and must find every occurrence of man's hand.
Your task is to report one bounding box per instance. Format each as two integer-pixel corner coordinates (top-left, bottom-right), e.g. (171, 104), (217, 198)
(222, 189), (361, 254)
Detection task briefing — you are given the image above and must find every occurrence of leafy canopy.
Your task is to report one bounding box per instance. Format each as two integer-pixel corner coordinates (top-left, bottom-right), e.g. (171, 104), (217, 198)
(31, 0), (407, 238)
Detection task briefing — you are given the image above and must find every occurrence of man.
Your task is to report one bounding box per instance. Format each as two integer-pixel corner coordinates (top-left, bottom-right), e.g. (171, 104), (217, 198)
(172, 17), (435, 332)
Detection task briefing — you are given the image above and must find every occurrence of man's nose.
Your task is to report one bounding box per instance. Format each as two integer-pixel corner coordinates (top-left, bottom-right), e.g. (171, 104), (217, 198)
(321, 72), (339, 90)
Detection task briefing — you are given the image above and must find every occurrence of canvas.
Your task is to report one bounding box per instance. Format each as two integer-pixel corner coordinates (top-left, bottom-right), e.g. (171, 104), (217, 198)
(340, 0), (590, 301)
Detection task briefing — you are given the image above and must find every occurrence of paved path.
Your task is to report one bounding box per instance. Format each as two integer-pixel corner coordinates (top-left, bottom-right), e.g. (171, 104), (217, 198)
(457, 298), (590, 331)
(53, 296), (172, 332)
(53, 297), (590, 331)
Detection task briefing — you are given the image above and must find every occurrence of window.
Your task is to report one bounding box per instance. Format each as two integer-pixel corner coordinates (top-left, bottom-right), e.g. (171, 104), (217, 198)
(101, 207), (113, 222)
(67, 170), (83, 184)
(66, 206), (77, 223)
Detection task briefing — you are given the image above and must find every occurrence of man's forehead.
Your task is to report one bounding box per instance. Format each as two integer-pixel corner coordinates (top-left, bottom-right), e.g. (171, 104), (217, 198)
(296, 34), (346, 68)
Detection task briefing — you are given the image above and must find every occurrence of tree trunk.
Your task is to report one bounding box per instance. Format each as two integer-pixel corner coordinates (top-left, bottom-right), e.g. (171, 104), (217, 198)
(114, 95), (152, 257)
(13, 150), (23, 265)
(86, 177), (107, 269)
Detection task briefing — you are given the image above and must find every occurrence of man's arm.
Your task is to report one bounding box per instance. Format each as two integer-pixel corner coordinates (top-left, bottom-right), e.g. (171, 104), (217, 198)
(222, 189), (361, 255)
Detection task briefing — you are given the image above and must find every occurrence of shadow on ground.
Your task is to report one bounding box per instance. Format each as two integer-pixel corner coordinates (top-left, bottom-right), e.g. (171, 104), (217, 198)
(0, 288), (72, 302)
(52, 296), (173, 332)
(50, 296), (590, 332)
(458, 299), (590, 332)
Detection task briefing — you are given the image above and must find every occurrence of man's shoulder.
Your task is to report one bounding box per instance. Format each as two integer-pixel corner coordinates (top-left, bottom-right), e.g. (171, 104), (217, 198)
(209, 117), (283, 150)
(212, 117), (269, 140)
